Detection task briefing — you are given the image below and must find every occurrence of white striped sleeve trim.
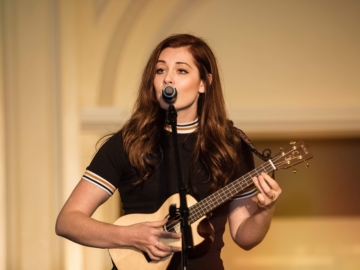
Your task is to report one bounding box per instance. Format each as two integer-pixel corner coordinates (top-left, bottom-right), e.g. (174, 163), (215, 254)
(232, 188), (258, 200)
(82, 170), (116, 196)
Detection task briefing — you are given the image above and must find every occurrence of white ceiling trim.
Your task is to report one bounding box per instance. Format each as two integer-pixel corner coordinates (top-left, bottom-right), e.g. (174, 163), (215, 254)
(81, 107), (360, 139)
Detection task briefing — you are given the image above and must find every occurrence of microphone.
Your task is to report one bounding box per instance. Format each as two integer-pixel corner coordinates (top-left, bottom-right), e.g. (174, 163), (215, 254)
(162, 86), (177, 104)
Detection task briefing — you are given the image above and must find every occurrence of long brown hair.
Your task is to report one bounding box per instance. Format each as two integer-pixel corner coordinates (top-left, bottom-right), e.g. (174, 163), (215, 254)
(122, 33), (242, 193)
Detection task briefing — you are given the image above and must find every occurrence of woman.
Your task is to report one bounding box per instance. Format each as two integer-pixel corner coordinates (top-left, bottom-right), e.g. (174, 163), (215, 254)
(56, 33), (282, 270)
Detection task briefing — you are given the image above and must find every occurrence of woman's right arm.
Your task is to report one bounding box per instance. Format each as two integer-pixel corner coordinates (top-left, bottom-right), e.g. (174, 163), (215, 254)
(55, 179), (181, 260)
(55, 179), (125, 248)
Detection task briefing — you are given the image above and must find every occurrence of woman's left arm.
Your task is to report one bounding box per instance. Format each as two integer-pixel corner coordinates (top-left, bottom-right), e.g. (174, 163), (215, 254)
(228, 172), (282, 250)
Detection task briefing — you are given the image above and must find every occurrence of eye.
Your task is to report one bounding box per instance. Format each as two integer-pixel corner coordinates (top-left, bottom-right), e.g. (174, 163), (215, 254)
(155, 68), (165, 74)
(178, 69), (188, 74)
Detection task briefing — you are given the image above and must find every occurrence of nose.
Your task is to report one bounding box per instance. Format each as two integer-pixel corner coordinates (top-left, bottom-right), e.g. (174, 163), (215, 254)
(163, 72), (174, 85)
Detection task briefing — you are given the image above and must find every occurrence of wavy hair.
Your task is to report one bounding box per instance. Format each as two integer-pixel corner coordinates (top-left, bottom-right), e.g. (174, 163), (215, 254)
(122, 33), (242, 193)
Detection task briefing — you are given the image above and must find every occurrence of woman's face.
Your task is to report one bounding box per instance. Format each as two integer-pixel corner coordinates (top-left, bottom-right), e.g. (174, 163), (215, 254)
(153, 47), (205, 123)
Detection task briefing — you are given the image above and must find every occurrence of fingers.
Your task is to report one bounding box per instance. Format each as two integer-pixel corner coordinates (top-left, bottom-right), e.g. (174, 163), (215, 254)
(158, 230), (182, 239)
(147, 240), (181, 261)
(252, 172), (282, 208)
(156, 241), (181, 254)
(150, 223), (181, 260)
(138, 218), (182, 261)
(143, 217), (168, 228)
(145, 218), (181, 240)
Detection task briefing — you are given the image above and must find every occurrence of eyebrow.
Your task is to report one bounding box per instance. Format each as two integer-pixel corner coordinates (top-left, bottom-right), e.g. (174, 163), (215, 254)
(157, 60), (193, 69)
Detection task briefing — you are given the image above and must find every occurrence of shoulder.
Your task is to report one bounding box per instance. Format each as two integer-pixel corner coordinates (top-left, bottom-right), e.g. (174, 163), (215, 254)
(95, 131), (125, 155)
(84, 130), (130, 193)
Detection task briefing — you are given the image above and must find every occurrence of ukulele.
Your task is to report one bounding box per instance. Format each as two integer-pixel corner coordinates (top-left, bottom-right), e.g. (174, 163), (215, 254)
(109, 140), (313, 270)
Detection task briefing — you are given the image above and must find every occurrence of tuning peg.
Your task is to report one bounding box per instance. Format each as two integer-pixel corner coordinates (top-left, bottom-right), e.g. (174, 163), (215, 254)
(304, 161), (309, 168)
(289, 141), (297, 150)
(292, 167), (297, 173)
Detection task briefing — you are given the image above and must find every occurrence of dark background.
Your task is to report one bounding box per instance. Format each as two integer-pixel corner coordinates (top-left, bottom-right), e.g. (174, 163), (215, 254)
(253, 138), (360, 216)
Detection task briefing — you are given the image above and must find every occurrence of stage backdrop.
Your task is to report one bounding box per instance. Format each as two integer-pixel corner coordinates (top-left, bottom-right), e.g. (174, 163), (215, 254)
(1, 0), (360, 269)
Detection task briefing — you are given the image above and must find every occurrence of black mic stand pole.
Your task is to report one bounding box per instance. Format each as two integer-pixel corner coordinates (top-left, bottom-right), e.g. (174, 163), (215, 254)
(166, 104), (193, 270)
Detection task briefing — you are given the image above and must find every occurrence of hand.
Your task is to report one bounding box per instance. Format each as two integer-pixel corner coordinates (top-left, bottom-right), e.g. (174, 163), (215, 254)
(252, 172), (282, 209)
(123, 218), (182, 261)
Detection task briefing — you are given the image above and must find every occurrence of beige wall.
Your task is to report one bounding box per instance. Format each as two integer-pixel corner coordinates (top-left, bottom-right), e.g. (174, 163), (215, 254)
(1, 0), (359, 269)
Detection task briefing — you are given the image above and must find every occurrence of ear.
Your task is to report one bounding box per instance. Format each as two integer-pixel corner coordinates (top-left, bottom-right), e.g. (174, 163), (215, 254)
(199, 74), (212, 93)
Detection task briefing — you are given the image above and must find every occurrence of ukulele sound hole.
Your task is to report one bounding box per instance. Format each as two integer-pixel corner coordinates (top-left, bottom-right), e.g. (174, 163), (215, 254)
(164, 214), (181, 233)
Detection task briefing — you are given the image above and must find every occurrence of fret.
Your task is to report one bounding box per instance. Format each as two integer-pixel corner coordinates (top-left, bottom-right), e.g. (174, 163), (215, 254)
(189, 161), (275, 224)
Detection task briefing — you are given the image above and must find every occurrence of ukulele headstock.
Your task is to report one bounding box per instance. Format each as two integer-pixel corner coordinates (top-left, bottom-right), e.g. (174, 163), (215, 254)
(272, 140), (313, 171)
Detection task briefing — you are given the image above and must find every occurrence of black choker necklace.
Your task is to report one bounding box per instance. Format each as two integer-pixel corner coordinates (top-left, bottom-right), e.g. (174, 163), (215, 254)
(165, 119), (199, 134)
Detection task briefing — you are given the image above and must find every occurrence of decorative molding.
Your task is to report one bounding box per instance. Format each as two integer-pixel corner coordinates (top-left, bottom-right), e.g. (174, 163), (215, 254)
(81, 107), (360, 139)
(229, 107), (360, 139)
(98, 0), (146, 106)
(81, 107), (131, 132)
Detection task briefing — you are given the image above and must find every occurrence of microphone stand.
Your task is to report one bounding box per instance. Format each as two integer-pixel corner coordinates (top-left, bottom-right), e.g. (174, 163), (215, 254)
(166, 104), (193, 270)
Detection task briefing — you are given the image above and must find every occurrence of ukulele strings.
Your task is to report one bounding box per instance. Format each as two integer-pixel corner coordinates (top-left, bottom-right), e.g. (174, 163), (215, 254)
(163, 146), (300, 233)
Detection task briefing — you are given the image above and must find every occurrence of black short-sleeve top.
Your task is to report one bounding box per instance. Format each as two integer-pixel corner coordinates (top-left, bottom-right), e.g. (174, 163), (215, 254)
(82, 127), (256, 270)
